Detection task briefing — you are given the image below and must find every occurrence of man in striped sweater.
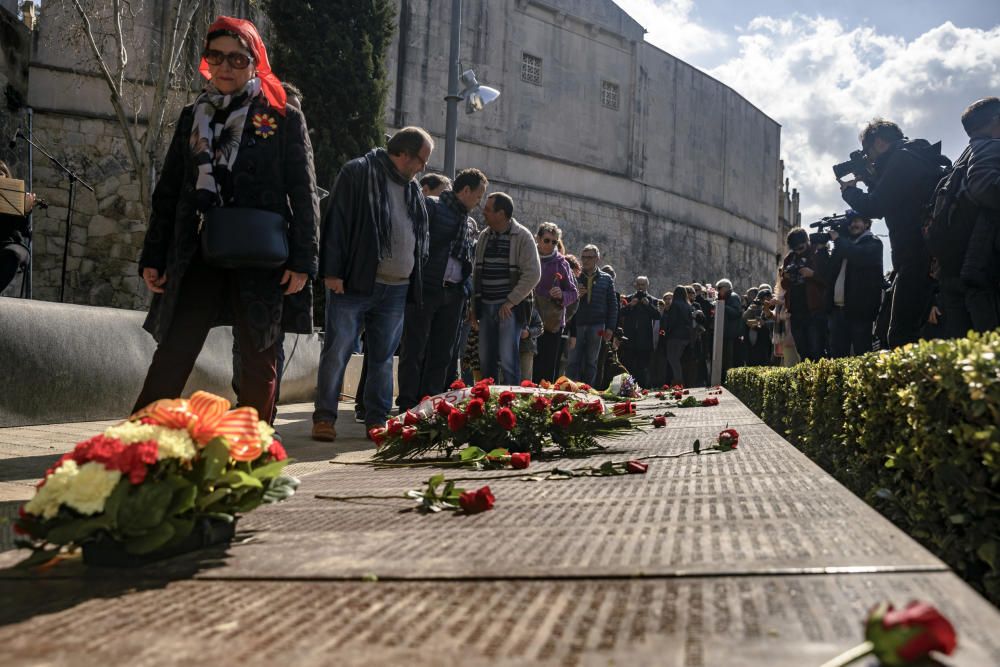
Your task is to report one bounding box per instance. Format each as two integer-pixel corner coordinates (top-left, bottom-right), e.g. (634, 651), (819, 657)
(471, 193), (541, 383)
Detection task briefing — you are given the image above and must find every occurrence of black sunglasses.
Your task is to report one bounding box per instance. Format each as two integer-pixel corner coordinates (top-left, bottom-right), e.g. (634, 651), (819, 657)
(539, 238), (557, 245)
(203, 49), (254, 70)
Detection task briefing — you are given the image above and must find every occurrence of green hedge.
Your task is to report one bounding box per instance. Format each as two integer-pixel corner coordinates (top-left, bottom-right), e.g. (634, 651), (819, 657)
(726, 331), (1000, 605)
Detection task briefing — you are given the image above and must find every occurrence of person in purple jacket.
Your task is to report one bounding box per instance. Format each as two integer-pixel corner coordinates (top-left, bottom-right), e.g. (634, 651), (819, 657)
(532, 221), (579, 382)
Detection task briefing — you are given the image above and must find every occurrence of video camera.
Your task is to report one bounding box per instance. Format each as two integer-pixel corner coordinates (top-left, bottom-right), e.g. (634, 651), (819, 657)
(833, 150), (874, 185)
(808, 213), (852, 244)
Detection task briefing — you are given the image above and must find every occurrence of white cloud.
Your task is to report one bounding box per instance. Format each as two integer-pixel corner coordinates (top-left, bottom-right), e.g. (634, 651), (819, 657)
(611, 0), (729, 60)
(706, 17), (1000, 233)
(614, 1), (1000, 260)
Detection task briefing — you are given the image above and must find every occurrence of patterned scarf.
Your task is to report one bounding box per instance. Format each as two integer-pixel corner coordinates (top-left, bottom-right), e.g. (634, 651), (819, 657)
(438, 189), (476, 263)
(362, 148), (429, 262)
(190, 78), (262, 211)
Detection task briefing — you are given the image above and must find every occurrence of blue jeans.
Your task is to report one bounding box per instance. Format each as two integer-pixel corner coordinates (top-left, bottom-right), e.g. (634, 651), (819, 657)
(313, 283), (408, 426)
(567, 323), (604, 385)
(478, 302), (522, 383)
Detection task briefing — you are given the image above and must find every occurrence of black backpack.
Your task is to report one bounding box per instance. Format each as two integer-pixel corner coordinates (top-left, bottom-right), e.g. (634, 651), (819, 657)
(925, 147), (977, 276)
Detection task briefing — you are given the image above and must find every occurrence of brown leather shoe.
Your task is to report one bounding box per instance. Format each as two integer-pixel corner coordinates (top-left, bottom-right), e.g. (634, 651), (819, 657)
(311, 421), (337, 442)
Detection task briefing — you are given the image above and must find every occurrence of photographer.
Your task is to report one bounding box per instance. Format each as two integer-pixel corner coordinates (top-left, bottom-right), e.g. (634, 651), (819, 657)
(839, 119), (950, 347)
(780, 228), (827, 361)
(928, 97), (1000, 337)
(618, 276), (661, 387)
(742, 285), (775, 366)
(825, 211), (883, 357)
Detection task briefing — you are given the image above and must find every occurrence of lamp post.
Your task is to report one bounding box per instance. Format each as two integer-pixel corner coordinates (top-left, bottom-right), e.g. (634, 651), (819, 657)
(442, 0), (500, 180)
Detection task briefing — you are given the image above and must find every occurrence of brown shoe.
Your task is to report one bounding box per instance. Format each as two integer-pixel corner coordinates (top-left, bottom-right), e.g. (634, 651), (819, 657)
(311, 421), (337, 442)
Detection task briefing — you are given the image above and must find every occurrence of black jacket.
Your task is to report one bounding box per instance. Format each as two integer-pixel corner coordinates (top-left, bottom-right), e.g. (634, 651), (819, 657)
(319, 156), (427, 304)
(139, 98), (320, 350)
(961, 137), (1000, 287)
(842, 139), (949, 266)
(619, 292), (661, 351)
(722, 292), (743, 340)
(422, 195), (474, 291)
(826, 231), (884, 321)
(661, 300), (693, 341)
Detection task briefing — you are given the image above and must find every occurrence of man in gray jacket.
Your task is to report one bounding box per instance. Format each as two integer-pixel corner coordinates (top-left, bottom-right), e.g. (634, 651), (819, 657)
(471, 192), (541, 383)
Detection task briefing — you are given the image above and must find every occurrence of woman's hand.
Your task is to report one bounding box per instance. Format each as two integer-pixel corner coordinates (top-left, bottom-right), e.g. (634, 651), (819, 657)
(142, 267), (167, 294)
(281, 270), (308, 295)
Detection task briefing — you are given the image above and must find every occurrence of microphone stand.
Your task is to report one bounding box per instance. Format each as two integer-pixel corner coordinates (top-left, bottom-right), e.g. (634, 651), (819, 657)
(12, 121), (95, 302)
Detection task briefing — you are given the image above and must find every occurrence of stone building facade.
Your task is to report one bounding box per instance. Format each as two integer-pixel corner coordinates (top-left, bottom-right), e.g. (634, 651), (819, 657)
(2, 0), (785, 307)
(385, 0), (783, 293)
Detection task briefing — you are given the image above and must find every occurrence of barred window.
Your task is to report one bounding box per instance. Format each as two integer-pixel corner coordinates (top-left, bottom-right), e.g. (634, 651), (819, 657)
(521, 53), (542, 85)
(602, 81), (619, 110)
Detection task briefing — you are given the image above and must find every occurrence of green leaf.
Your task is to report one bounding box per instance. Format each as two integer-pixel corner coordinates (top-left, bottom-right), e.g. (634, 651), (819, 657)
(197, 488), (232, 511)
(45, 515), (111, 545)
(200, 438), (230, 483)
(167, 484), (198, 517)
(977, 541), (999, 570)
(459, 446), (487, 462)
(427, 473), (445, 490)
(218, 470), (264, 490)
(485, 448), (510, 459)
(250, 459), (289, 481)
(117, 482), (175, 535)
(124, 521), (176, 555)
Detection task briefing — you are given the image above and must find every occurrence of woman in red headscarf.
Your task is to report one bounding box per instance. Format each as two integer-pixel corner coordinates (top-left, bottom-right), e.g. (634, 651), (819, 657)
(133, 16), (319, 425)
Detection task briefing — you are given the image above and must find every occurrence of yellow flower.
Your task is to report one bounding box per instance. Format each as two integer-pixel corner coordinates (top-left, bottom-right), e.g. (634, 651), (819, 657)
(257, 421), (275, 448)
(62, 462), (121, 516)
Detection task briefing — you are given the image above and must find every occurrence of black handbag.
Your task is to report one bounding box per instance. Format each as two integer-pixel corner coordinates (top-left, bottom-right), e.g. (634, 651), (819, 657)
(200, 207), (289, 269)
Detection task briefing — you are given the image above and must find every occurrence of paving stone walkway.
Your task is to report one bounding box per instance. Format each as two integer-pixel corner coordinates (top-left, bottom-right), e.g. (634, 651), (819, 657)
(1, 391), (998, 666)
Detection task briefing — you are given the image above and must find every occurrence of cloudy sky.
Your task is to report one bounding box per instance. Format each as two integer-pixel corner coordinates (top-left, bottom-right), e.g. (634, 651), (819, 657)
(612, 0), (1000, 257)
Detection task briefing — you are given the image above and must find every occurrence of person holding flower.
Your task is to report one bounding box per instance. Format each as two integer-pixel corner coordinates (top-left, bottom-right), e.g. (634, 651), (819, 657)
(531, 222), (578, 383)
(134, 16), (319, 426)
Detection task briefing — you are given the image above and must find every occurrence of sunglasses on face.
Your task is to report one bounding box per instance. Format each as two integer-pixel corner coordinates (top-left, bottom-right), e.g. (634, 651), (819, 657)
(582, 255), (597, 260)
(539, 238), (557, 245)
(203, 49), (253, 70)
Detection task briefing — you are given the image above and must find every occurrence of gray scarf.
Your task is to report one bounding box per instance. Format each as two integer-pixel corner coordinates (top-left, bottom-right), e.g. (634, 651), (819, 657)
(362, 148), (429, 262)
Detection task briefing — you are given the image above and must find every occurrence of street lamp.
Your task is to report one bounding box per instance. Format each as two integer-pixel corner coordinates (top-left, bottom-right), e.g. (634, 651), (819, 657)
(442, 0), (500, 179)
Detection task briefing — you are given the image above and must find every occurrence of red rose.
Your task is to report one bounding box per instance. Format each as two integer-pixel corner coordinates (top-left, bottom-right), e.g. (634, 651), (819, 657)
(716, 428), (739, 451)
(458, 485), (495, 514)
(450, 379), (466, 390)
(520, 380), (537, 388)
(626, 460), (648, 474)
(572, 400), (603, 414)
(471, 384), (491, 401)
(477, 377), (496, 386)
(661, 384), (670, 390)
(530, 396), (551, 412)
(510, 452), (531, 469)
(867, 601), (957, 663)
(267, 441), (288, 461)
(672, 384), (683, 390)
(612, 402), (635, 416)
(496, 407), (517, 430)
(702, 397), (720, 406)
(655, 392), (665, 399)
(498, 390), (517, 407)
(673, 391), (683, 400)
(554, 272), (563, 281)
(580, 383), (591, 391)
(403, 410), (421, 426)
(641, 389), (649, 395)
(659, 328), (666, 336)
(367, 427), (387, 445)
(465, 398), (485, 419)
(447, 411), (467, 432)
(652, 415), (667, 428)
(435, 400), (456, 417)
(387, 419), (404, 435)
(682, 389), (689, 395)
(401, 426), (418, 441)
(551, 407), (573, 429)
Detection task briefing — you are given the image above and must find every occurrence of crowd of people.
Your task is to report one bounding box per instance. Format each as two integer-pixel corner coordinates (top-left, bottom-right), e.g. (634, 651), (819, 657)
(4, 15), (993, 446)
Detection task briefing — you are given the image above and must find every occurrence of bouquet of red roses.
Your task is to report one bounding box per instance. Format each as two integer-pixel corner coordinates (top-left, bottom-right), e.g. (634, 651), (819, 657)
(14, 391), (298, 563)
(371, 378), (643, 461)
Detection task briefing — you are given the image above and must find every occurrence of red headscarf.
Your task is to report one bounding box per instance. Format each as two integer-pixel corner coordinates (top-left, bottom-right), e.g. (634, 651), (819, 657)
(199, 16), (287, 116)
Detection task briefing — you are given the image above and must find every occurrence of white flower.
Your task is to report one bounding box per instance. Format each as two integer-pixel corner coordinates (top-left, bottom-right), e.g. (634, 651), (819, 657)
(104, 421), (196, 461)
(257, 421), (275, 448)
(24, 459), (79, 519)
(61, 462), (121, 516)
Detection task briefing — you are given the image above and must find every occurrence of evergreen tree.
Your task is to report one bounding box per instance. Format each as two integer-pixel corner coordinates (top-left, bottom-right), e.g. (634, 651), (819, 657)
(265, 0), (396, 190)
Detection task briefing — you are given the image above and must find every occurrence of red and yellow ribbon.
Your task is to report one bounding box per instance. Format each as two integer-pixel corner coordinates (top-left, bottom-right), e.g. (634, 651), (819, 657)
(132, 391), (264, 462)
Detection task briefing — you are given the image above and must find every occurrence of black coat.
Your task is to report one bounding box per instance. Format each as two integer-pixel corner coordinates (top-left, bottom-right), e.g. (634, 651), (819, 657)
(139, 97), (320, 351)
(841, 139), (949, 266)
(826, 232), (884, 321)
(319, 156), (427, 306)
(619, 292), (661, 351)
(661, 299), (693, 341)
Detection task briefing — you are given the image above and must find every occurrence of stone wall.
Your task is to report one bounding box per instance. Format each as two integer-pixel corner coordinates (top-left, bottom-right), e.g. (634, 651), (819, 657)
(23, 111), (147, 307)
